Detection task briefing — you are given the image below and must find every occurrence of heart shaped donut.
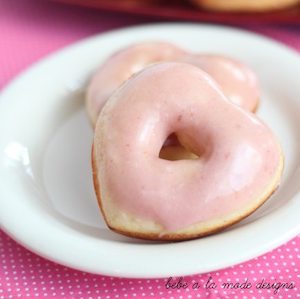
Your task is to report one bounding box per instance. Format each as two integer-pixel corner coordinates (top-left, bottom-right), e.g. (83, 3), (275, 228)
(92, 62), (283, 241)
(86, 42), (259, 128)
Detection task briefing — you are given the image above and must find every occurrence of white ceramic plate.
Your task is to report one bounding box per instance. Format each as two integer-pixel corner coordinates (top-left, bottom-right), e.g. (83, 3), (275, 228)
(0, 24), (299, 278)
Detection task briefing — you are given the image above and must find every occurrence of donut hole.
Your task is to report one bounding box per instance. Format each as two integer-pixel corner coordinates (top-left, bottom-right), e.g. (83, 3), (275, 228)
(159, 133), (199, 161)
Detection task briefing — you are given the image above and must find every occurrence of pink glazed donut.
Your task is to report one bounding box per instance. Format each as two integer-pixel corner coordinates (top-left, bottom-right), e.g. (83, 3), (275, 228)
(86, 42), (260, 127)
(92, 62), (283, 241)
(181, 54), (259, 112)
(86, 41), (186, 126)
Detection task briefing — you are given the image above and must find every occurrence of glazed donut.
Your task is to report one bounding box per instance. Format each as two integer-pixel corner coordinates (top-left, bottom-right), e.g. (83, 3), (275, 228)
(86, 41), (186, 127)
(92, 62), (283, 241)
(86, 42), (260, 128)
(191, 0), (300, 12)
(180, 54), (259, 112)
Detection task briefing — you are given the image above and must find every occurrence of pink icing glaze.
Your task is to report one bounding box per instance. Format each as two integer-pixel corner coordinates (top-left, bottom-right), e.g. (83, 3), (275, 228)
(180, 54), (260, 111)
(94, 62), (281, 232)
(86, 41), (186, 125)
(87, 43), (260, 130)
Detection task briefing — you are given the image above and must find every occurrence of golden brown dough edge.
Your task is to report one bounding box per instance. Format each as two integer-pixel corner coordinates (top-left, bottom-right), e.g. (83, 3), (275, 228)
(191, 0), (300, 12)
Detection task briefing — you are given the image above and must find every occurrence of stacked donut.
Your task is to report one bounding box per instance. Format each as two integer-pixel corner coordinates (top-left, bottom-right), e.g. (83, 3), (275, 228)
(121, 0), (300, 12)
(87, 42), (283, 241)
(191, 0), (300, 12)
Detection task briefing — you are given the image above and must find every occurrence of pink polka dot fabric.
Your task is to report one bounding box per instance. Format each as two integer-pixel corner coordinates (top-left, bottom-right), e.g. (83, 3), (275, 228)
(0, 1), (300, 298)
(1, 231), (299, 299)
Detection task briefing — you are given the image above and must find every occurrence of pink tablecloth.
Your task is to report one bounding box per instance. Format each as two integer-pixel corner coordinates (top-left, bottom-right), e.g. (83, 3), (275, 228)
(0, 1), (299, 298)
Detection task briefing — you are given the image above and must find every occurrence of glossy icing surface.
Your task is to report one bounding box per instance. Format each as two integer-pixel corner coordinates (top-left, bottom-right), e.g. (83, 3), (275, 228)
(94, 62), (281, 232)
(181, 54), (260, 111)
(86, 41), (186, 126)
(86, 43), (260, 129)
